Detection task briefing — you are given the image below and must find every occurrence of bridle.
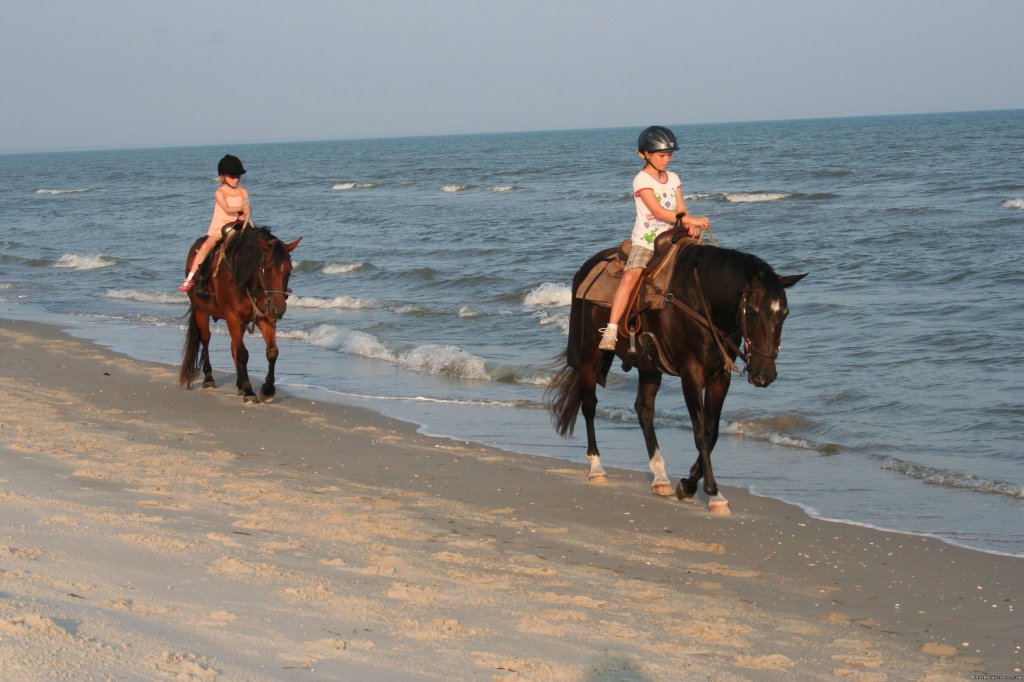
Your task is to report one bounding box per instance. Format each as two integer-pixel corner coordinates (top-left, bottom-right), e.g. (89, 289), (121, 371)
(649, 268), (780, 375)
(246, 250), (291, 323)
(737, 287), (782, 362)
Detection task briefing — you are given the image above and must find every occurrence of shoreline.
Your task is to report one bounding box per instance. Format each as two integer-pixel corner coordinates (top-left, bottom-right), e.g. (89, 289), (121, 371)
(1, 317), (1020, 679)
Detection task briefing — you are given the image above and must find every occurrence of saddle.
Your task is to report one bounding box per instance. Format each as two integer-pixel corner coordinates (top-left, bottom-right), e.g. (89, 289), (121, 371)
(576, 227), (697, 312)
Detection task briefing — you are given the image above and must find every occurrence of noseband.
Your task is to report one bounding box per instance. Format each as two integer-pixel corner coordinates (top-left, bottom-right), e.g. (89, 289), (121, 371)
(737, 288), (781, 362)
(246, 254), (290, 322)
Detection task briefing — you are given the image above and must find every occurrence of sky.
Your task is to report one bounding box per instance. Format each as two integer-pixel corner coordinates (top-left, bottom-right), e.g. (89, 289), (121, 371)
(2, 0), (1022, 153)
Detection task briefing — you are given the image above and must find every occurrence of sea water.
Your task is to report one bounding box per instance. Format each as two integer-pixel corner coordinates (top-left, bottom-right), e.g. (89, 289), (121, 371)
(1, 110), (1022, 556)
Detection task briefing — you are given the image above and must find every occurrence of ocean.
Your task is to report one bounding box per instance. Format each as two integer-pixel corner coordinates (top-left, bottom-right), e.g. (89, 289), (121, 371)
(2, 109), (1022, 557)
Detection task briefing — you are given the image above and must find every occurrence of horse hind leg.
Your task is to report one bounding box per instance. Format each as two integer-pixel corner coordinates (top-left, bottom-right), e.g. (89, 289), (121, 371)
(194, 309), (216, 389)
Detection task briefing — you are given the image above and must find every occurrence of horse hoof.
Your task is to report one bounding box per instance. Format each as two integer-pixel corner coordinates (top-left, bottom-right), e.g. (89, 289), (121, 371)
(708, 499), (732, 515)
(652, 483), (673, 497)
(202, 380), (216, 389)
(676, 481), (696, 500)
(243, 395), (258, 405)
(260, 393), (274, 404)
(588, 474), (608, 484)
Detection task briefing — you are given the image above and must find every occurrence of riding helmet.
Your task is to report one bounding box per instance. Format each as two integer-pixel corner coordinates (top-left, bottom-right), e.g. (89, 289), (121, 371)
(217, 154), (246, 177)
(637, 126), (679, 154)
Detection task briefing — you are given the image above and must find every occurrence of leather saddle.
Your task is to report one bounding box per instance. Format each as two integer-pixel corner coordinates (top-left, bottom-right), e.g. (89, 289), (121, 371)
(576, 227), (697, 312)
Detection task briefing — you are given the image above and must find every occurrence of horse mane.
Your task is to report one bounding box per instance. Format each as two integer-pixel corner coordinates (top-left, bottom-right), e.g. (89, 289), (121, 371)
(688, 245), (774, 292)
(681, 246), (778, 308)
(223, 225), (284, 294)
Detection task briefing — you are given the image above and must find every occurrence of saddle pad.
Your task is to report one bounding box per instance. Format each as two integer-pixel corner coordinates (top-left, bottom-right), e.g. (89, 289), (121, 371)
(576, 240), (693, 311)
(576, 257), (622, 308)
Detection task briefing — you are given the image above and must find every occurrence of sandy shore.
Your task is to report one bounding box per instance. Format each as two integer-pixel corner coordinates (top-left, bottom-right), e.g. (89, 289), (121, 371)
(0, 318), (1020, 681)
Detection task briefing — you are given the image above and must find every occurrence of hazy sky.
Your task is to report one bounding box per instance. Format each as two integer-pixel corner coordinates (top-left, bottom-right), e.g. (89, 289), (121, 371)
(3, 0), (1022, 153)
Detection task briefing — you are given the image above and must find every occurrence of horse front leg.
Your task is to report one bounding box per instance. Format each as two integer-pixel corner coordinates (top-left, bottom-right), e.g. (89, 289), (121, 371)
(256, 319), (279, 403)
(676, 369), (732, 514)
(635, 371), (672, 496)
(227, 318), (257, 403)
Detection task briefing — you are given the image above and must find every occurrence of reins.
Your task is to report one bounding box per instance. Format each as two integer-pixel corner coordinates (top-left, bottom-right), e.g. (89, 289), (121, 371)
(646, 271), (745, 376)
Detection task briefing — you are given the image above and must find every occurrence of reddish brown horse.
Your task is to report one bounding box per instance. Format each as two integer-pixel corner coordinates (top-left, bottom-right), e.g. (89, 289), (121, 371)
(547, 242), (805, 513)
(178, 224), (301, 403)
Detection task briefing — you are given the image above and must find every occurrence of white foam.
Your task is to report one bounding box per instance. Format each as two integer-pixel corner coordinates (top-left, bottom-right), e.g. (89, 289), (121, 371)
(441, 184), (470, 193)
(523, 282), (571, 308)
(322, 262), (365, 275)
(1003, 198), (1024, 210)
(390, 304), (433, 315)
(489, 185), (515, 193)
(881, 457), (1024, 499)
(106, 289), (183, 305)
(36, 188), (90, 195)
(332, 182), (377, 190)
(289, 325), (491, 380)
(533, 310), (570, 335)
(458, 306), (481, 318)
(290, 295), (378, 310)
(723, 192), (791, 203)
(53, 254), (116, 270)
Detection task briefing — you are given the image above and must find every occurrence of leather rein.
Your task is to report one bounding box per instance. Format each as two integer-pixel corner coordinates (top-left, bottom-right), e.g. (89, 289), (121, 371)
(645, 266), (775, 376)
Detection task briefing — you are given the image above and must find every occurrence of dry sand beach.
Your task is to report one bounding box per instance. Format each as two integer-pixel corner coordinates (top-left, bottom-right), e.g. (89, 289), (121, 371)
(0, 318), (1020, 681)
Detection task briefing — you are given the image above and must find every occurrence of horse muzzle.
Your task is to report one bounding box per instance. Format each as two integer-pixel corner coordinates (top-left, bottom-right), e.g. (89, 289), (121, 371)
(746, 362), (777, 388)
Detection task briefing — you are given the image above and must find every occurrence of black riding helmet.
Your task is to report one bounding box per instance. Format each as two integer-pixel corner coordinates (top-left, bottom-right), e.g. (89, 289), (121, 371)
(637, 126), (679, 154)
(217, 154), (246, 177)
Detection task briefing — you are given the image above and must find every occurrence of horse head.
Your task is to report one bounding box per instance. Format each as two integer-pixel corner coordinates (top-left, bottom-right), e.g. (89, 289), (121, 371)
(257, 236), (301, 320)
(741, 267), (806, 387)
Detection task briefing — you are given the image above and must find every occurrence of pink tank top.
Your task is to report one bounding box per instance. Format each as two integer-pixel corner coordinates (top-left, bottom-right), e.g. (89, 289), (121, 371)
(208, 187), (246, 234)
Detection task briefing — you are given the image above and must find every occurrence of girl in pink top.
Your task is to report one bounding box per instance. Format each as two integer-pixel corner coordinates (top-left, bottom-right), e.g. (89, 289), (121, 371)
(179, 154), (252, 292)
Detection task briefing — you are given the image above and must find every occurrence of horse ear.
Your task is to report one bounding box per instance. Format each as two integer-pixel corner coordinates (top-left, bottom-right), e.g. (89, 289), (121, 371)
(778, 273), (808, 288)
(285, 237), (301, 252)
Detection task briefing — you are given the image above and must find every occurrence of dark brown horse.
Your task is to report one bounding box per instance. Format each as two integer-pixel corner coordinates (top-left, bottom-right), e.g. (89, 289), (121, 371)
(547, 243), (805, 513)
(178, 224), (301, 403)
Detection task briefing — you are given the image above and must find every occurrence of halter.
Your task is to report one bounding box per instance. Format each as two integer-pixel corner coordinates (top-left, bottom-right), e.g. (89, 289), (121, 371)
(648, 267), (780, 376)
(246, 258), (290, 323)
(737, 287), (782, 362)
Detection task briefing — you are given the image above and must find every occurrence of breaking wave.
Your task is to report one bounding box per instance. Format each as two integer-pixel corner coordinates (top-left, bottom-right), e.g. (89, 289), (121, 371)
(36, 188), (90, 195)
(53, 254), (116, 270)
(1003, 198), (1024, 210)
(722, 192), (792, 203)
(322, 261), (365, 275)
(107, 289), (183, 305)
(290, 295), (379, 310)
(523, 282), (571, 308)
(332, 182), (377, 190)
(881, 457), (1024, 499)
(286, 324), (491, 380)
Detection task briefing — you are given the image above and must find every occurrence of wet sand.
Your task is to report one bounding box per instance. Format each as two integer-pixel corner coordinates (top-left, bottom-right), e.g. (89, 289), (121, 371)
(0, 318), (1020, 680)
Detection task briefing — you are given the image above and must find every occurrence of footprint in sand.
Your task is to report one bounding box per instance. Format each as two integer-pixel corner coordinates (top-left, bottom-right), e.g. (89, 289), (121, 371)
(153, 652), (217, 680)
(399, 618), (481, 640)
(734, 653), (795, 670)
(198, 610), (238, 627)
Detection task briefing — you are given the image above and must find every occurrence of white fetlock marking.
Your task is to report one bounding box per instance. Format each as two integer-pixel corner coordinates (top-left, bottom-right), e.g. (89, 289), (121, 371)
(587, 454), (607, 479)
(649, 449), (670, 488)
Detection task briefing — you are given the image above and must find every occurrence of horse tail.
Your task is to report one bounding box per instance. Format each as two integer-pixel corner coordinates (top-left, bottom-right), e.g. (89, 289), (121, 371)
(546, 352), (582, 437)
(178, 306), (201, 388)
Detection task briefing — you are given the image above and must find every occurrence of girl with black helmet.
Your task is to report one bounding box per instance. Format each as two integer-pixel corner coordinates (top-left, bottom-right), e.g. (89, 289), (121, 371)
(598, 127), (711, 350)
(178, 154), (252, 292)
